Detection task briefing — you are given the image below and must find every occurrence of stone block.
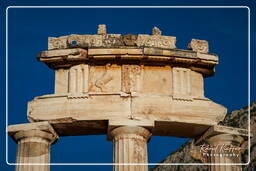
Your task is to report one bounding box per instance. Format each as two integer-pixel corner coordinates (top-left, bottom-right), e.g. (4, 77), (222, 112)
(188, 39), (209, 53)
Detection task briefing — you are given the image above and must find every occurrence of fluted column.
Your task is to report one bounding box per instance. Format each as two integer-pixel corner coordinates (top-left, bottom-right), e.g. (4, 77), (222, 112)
(109, 126), (151, 171)
(8, 122), (58, 171)
(206, 134), (244, 171)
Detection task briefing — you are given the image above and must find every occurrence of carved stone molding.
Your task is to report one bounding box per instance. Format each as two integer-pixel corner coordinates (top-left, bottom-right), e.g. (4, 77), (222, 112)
(152, 27), (162, 36)
(97, 24), (107, 35)
(121, 65), (141, 93)
(136, 34), (176, 49)
(188, 39), (209, 53)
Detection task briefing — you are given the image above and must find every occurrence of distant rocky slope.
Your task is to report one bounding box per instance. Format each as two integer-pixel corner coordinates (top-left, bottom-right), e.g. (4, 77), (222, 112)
(152, 102), (256, 171)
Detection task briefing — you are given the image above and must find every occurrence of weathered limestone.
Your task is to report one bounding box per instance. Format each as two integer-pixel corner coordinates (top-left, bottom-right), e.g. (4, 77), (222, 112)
(8, 25), (248, 169)
(38, 48), (88, 69)
(32, 27), (225, 138)
(152, 27), (161, 35)
(27, 93), (226, 137)
(38, 47), (218, 75)
(47, 26), (176, 50)
(195, 125), (248, 171)
(172, 67), (192, 100)
(8, 122), (58, 171)
(188, 38), (209, 53)
(98, 24), (107, 35)
(207, 134), (244, 171)
(109, 126), (151, 171)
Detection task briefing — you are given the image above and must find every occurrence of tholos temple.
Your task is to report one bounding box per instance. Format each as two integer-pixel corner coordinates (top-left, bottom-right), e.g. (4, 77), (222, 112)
(8, 25), (249, 171)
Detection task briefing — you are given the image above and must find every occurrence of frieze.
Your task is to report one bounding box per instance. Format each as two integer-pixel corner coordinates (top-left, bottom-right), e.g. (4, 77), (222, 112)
(67, 35), (103, 48)
(48, 36), (68, 50)
(48, 34), (176, 50)
(136, 34), (176, 49)
(122, 34), (138, 46)
(102, 34), (123, 47)
(121, 65), (141, 93)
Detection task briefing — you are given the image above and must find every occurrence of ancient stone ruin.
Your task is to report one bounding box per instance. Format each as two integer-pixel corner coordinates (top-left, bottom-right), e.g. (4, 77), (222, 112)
(8, 25), (248, 171)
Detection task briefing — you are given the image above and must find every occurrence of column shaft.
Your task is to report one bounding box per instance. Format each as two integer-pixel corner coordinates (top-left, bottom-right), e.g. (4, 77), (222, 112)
(14, 130), (57, 171)
(110, 126), (151, 171)
(207, 134), (244, 171)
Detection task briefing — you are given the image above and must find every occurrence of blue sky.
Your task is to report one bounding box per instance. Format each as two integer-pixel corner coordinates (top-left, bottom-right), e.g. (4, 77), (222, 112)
(1, 0), (256, 171)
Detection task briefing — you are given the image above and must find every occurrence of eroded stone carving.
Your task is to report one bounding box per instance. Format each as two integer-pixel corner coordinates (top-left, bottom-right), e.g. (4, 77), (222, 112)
(67, 35), (103, 48)
(94, 64), (113, 91)
(152, 26), (161, 35)
(121, 65), (141, 93)
(48, 26), (177, 50)
(188, 39), (209, 53)
(48, 37), (68, 50)
(136, 34), (176, 49)
(102, 34), (123, 47)
(97, 24), (107, 35)
(122, 34), (138, 46)
(89, 64), (121, 92)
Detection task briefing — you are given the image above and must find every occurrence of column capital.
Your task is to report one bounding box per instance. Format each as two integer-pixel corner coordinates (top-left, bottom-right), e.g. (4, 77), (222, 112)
(194, 125), (248, 170)
(195, 125), (248, 145)
(14, 129), (58, 144)
(8, 122), (58, 171)
(8, 121), (58, 144)
(109, 126), (151, 171)
(206, 133), (244, 146)
(109, 126), (152, 141)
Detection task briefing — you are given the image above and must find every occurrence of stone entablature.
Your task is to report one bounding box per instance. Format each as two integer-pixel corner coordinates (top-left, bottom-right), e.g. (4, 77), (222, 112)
(29, 26), (226, 139)
(28, 93), (226, 137)
(38, 47), (217, 76)
(43, 64), (205, 97)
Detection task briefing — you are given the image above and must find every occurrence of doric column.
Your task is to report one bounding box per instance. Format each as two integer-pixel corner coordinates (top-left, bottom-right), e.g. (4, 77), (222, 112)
(109, 126), (151, 171)
(8, 122), (58, 171)
(206, 133), (244, 171)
